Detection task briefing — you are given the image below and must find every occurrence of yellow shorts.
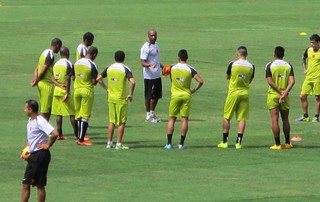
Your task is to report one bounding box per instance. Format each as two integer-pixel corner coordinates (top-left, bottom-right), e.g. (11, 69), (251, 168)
(51, 95), (75, 116)
(267, 94), (289, 110)
(37, 81), (54, 113)
(223, 94), (249, 120)
(301, 80), (320, 96)
(74, 88), (94, 120)
(169, 95), (191, 117)
(108, 102), (128, 125)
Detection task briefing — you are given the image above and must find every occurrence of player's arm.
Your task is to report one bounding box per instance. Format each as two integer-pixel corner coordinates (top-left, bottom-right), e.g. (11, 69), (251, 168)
(97, 75), (108, 91)
(140, 59), (156, 68)
(126, 77), (136, 102)
(302, 49), (308, 73)
(279, 67), (295, 103)
(249, 65), (255, 83)
(191, 73), (204, 94)
(97, 68), (108, 91)
(266, 77), (282, 94)
(226, 62), (232, 80)
(31, 65), (39, 87)
(265, 64), (281, 94)
(36, 129), (59, 150)
(91, 66), (98, 86)
(37, 56), (54, 82)
(51, 75), (66, 89)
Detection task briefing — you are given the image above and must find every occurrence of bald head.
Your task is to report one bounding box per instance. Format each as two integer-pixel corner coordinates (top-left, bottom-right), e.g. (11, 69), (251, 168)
(148, 29), (157, 44)
(60, 46), (70, 59)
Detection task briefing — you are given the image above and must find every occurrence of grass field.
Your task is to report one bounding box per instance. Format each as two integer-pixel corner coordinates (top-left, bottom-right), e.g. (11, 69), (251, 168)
(1, 0), (320, 201)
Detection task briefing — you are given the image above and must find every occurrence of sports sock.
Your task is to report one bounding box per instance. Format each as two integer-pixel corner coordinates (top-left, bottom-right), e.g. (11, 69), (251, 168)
(223, 133), (229, 143)
(167, 134), (173, 145)
(76, 119), (81, 140)
(303, 113), (309, 118)
(58, 129), (62, 136)
(79, 120), (88, 142)
(315, 114), (319, 119)
(236, 133), (243, 144)
(285, 135), (290, 144)
(180, 135), (186, 146)
(274, 137), (281, 146)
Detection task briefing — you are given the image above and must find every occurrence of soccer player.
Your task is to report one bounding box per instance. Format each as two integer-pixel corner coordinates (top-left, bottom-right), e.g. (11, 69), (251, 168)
(97, 51), (136, 150)
(296, 34), (320, 122)
(21, 99), (59, 202)
(163, 49), (203, 149)
(73, 47), (98, 146)
(51, 46), (77, 140)
(31, 38), (62, 121)
(217, 46), (255, 149)
(76, 32), (94, 60)
(266, 46), (295, 150)
(140, 29), (163, 123)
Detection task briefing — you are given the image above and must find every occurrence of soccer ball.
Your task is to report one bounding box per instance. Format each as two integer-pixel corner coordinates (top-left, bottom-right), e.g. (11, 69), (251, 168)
(20, 145), (30, 160)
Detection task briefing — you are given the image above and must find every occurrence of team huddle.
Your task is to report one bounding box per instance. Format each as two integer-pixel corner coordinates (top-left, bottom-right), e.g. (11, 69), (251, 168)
(20, 30), (320, 201)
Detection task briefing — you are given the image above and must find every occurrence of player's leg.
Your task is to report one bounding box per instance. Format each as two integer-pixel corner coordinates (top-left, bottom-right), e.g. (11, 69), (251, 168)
(270, 108), (280, 144)
(179, 117), (189, 149)
(21, 184), (31, 202)
(69, 115), (77, 140)
(150, 78), (162, 122)
(37, 186), (46, 202)
(297, 81), (312, 121)
(178, 96), (191, 149)
(218, 94), (236, 148)
(115, 103), (129, 149)
(280, 109), (291, 147)
(165, 97), (179, 149)
(106, 102), (116, 148)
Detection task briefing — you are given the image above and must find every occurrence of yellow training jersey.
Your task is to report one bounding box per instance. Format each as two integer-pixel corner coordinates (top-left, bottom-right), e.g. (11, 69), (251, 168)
(265, 59), (294, 95)
(74, 58), (98, 90)
(170, 63), (197, 97)
(227, 59), (255, 95)
(53, 58), (73, 96)
(304, 47), (320, 82)
(37, 49), (55, 83)
(100, 63), (133, 104)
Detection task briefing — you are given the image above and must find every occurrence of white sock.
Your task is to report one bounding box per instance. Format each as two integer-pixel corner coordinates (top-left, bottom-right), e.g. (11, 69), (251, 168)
(116, 143), (122, 147)
(146, 112), (150, 118)
(150, 111), (155, 117)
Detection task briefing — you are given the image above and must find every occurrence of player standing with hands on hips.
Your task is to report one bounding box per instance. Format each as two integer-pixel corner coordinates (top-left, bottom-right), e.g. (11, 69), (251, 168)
(140, 29), (163, 123)
(21, 99), (59, 202)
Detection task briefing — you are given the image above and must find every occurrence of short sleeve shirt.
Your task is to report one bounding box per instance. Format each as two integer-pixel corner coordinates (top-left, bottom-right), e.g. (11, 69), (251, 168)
(140, 42), (161, 79)
(27, 115), (54, 153)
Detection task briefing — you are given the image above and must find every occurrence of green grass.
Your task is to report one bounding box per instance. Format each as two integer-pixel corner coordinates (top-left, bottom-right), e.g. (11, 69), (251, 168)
(1, 0), (320, 201)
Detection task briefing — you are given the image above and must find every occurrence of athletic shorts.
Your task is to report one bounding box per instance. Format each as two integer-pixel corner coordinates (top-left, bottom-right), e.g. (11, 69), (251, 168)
(144, 78), (162, 99)
(108, 102), (128, 125)
(223, 94), (249, 121)
(37, 81), (54, 113)
(267, 94), (290, 110)
(51, 95), (75, 116)
(22, 150), (51, 187)
(74, 88), (94, 120)
(169, 95), (191, 117)
(301, 80), (320, 96)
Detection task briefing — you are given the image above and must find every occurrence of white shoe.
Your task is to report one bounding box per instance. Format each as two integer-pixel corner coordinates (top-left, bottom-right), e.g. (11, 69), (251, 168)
(106, 142), (113, 149)
(115, 144), (129, 150)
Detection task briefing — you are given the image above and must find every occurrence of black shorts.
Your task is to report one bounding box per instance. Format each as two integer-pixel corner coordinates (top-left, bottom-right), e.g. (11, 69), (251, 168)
(144, 78), (162, 100)
(22, 150), (51, 187)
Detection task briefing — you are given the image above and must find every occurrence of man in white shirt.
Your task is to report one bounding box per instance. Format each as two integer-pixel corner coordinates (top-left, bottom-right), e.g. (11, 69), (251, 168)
(140, 29), (163, 123)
